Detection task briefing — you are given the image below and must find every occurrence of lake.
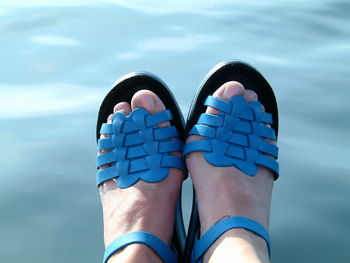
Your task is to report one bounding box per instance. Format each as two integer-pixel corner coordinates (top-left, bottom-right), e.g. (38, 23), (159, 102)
(1, 0), (349, 262)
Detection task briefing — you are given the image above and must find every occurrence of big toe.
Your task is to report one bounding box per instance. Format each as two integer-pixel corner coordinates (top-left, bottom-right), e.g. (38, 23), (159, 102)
(206, 81), (245, 115)
(113, 101), (132, 115)
(131, 89), (169, 127)
(187, 81), (246, 144)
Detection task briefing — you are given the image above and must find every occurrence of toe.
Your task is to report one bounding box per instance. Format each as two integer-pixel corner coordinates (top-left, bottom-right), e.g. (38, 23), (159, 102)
(243, 89), (258, 103)
(114, 102), (131, 115)
(99, 102), (131, 189)
(100, 100), (131, 141)
(243, 90), (275, 146)
(131, 90), (169, 128)
(131, 89), (183, 162)
(107, 113), (113, 123)
(99, 113), (114, 142)
(244, 89), (266, 112)
(187, 82), (245, 144)
(206, 81), (245, 115)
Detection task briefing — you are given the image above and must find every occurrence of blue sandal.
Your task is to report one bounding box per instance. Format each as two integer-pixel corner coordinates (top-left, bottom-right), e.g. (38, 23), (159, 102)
(96, 72), (187, 262)
(183, 61), (279, 263)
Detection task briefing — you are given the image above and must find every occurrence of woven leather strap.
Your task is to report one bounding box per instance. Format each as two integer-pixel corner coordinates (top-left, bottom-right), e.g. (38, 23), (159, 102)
(96, 108), (185, 188)
(183, 95), (279, 179)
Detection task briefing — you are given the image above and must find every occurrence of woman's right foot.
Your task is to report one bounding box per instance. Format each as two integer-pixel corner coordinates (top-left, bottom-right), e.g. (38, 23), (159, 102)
(99, 90), (184, 263)
(186, 81), (275, 263)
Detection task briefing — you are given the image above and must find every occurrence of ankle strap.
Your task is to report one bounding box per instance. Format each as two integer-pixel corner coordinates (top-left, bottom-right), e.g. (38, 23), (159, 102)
(192, 216), (270, 262)
(104, 231), (177, 263)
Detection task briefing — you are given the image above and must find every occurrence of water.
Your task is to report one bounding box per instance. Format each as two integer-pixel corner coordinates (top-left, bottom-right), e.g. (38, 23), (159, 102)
(1, 1), (350, 262)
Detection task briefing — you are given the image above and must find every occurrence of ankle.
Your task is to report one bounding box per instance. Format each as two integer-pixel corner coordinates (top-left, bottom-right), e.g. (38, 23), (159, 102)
(107, 243), (163, 263)
(204, 229), (269, 263)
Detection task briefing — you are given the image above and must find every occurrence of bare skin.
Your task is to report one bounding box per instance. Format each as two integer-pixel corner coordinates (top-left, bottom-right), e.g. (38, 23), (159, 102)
(98, 90), (184, 263)
(186, 81), (274, 263)
(99, 82), (275, 263)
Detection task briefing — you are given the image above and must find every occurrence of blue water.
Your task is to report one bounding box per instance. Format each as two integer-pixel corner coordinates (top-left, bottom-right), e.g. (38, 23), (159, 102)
(1, 1), (350, 262)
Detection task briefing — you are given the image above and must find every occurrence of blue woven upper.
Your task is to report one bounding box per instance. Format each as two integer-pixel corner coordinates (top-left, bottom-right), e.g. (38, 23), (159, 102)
(96, 108), (185, 188)
(183, 95), (279, 178)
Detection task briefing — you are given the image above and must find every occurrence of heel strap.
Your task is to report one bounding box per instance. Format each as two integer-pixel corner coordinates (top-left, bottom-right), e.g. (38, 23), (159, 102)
(104, 231), (177, 263)
(192, 216), (270, 263)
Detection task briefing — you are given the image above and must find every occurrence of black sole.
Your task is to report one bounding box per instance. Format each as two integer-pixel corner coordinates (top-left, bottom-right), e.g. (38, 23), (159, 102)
(96, 72), (186, 260)
(183, 61), (279, 263)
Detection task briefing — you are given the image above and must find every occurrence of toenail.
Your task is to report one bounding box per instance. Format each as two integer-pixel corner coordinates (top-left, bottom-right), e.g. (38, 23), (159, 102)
(246, 90), (258, 99)
(223, 86), (235, 98)
(114, 104), (125, 113)
(223, 84), (243, 99)
(144, 95), (155, 108)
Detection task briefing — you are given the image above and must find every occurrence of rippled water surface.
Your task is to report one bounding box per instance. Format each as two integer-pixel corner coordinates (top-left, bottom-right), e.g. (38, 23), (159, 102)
(1, 1), (350, 262)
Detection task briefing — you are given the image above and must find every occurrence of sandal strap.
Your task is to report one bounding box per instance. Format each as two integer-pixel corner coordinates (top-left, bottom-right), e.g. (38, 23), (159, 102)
(192, 216), (270, 263)
(183, 95), (279, 179)
(96, 108), (185, 188)
(104, 231), (177, 263)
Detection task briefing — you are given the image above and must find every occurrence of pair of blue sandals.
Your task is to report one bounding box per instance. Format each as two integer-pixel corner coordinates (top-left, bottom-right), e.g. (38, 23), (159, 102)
(96, 61), (279, 263)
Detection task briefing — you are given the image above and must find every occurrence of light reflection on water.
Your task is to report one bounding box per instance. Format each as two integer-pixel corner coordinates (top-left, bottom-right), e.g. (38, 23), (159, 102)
(1, 1), (349, 262)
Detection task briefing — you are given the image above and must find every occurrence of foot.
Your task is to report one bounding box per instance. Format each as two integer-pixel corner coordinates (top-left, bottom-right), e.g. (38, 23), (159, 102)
(186, 82), (275, 263)
(98, 90), (184, 263)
